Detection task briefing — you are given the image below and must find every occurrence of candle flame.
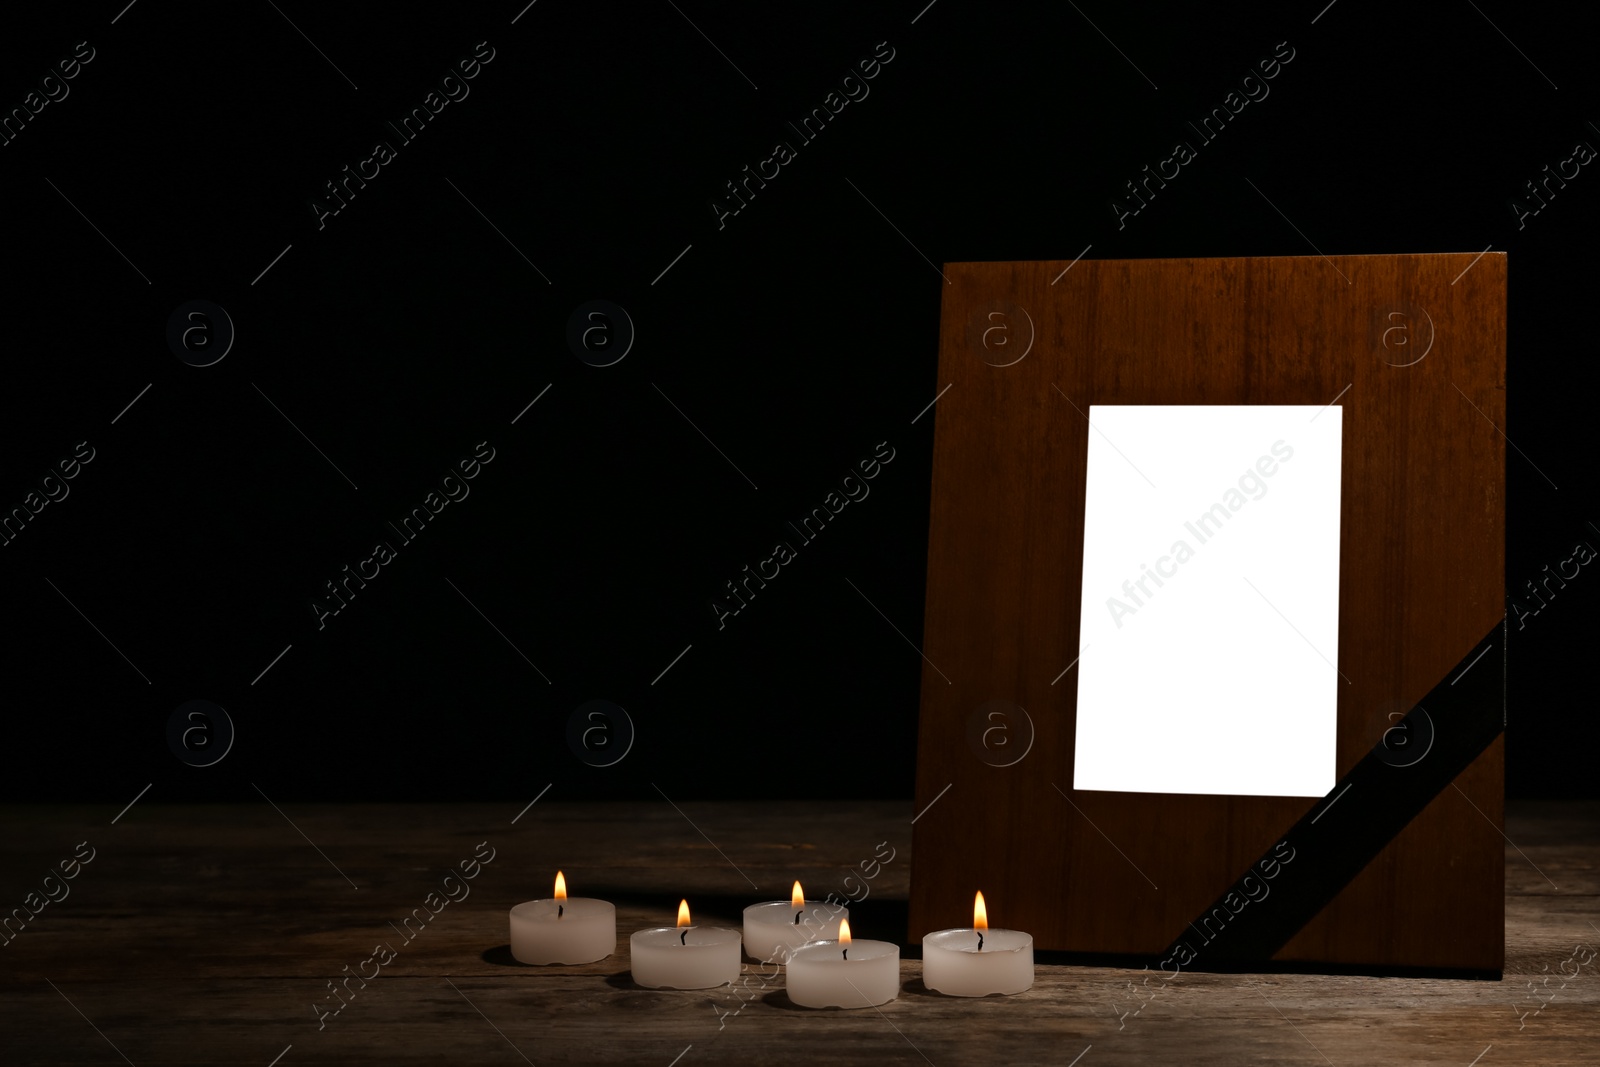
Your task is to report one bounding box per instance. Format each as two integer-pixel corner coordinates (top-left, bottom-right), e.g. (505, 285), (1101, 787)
(791, 880), (805, 908)
(554, 871), (567, 902)
(677, 899), (691, 928)
(974, 890), (988, 932)
(839, 918), (852, 947)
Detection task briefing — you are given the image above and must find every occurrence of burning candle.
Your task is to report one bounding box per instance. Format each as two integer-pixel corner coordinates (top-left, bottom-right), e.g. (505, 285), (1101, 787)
(509, 871), (616, 964)
(921, 891), (1034, 996)
(630, 899), (742, 990)
(785, 919), (900, 1008)
(742, 880), (849, 963)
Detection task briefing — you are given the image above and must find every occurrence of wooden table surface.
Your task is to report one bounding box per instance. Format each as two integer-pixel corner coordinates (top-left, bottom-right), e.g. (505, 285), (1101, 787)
(1, 799), (1595, 1066)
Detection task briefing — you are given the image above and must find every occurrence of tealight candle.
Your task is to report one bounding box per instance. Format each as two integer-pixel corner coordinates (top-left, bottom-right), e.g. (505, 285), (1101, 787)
(630, 899), (742, 990)
(785, 919), (900, 1008)
(509, 871), (616, 964)
(922, 891), (1033, 996)
(743, 881), (849, 962)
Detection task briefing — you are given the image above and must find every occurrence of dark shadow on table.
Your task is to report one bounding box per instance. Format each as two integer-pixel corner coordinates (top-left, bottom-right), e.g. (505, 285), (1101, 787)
(901, 978), (945, 997)
(481, 944), (522, 966)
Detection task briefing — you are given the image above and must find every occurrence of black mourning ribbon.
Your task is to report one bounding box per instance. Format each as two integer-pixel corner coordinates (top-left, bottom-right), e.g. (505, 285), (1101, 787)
(1167, 618), (1505, 967)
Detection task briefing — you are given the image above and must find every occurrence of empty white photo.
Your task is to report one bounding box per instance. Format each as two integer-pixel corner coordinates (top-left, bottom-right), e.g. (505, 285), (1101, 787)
(1073, 405), (1342, 797)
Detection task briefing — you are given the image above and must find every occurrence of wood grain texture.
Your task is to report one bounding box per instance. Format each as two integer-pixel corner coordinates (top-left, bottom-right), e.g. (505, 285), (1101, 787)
(909, 254), (1506, 968)
(0, 801), (1590, 1067)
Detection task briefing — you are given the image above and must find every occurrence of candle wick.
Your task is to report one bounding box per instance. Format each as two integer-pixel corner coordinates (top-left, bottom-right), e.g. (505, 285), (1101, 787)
(793, 909), (802, 925)
(842, 947), (848, 960)
(557, 904), (564, 919)
(977, 931), (984, 951)
(680, 929), (688, 946)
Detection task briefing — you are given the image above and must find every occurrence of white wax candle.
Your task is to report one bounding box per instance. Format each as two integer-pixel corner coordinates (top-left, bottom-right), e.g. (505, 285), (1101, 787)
(630, 900), (742, 990)
(785, 920), (900, 1008)
(742, 882), (848, 962)
(509, 872), (615, 965)
(922, 928), (1034, 996)
(922, 891), (1033, 996)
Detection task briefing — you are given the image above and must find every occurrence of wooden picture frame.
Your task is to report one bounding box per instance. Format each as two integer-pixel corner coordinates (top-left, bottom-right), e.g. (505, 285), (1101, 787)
(908, 253), (1506, 973)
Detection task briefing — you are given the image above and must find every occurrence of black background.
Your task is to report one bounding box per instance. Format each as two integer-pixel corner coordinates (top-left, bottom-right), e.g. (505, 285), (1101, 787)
(1, 0), (1593, 804)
